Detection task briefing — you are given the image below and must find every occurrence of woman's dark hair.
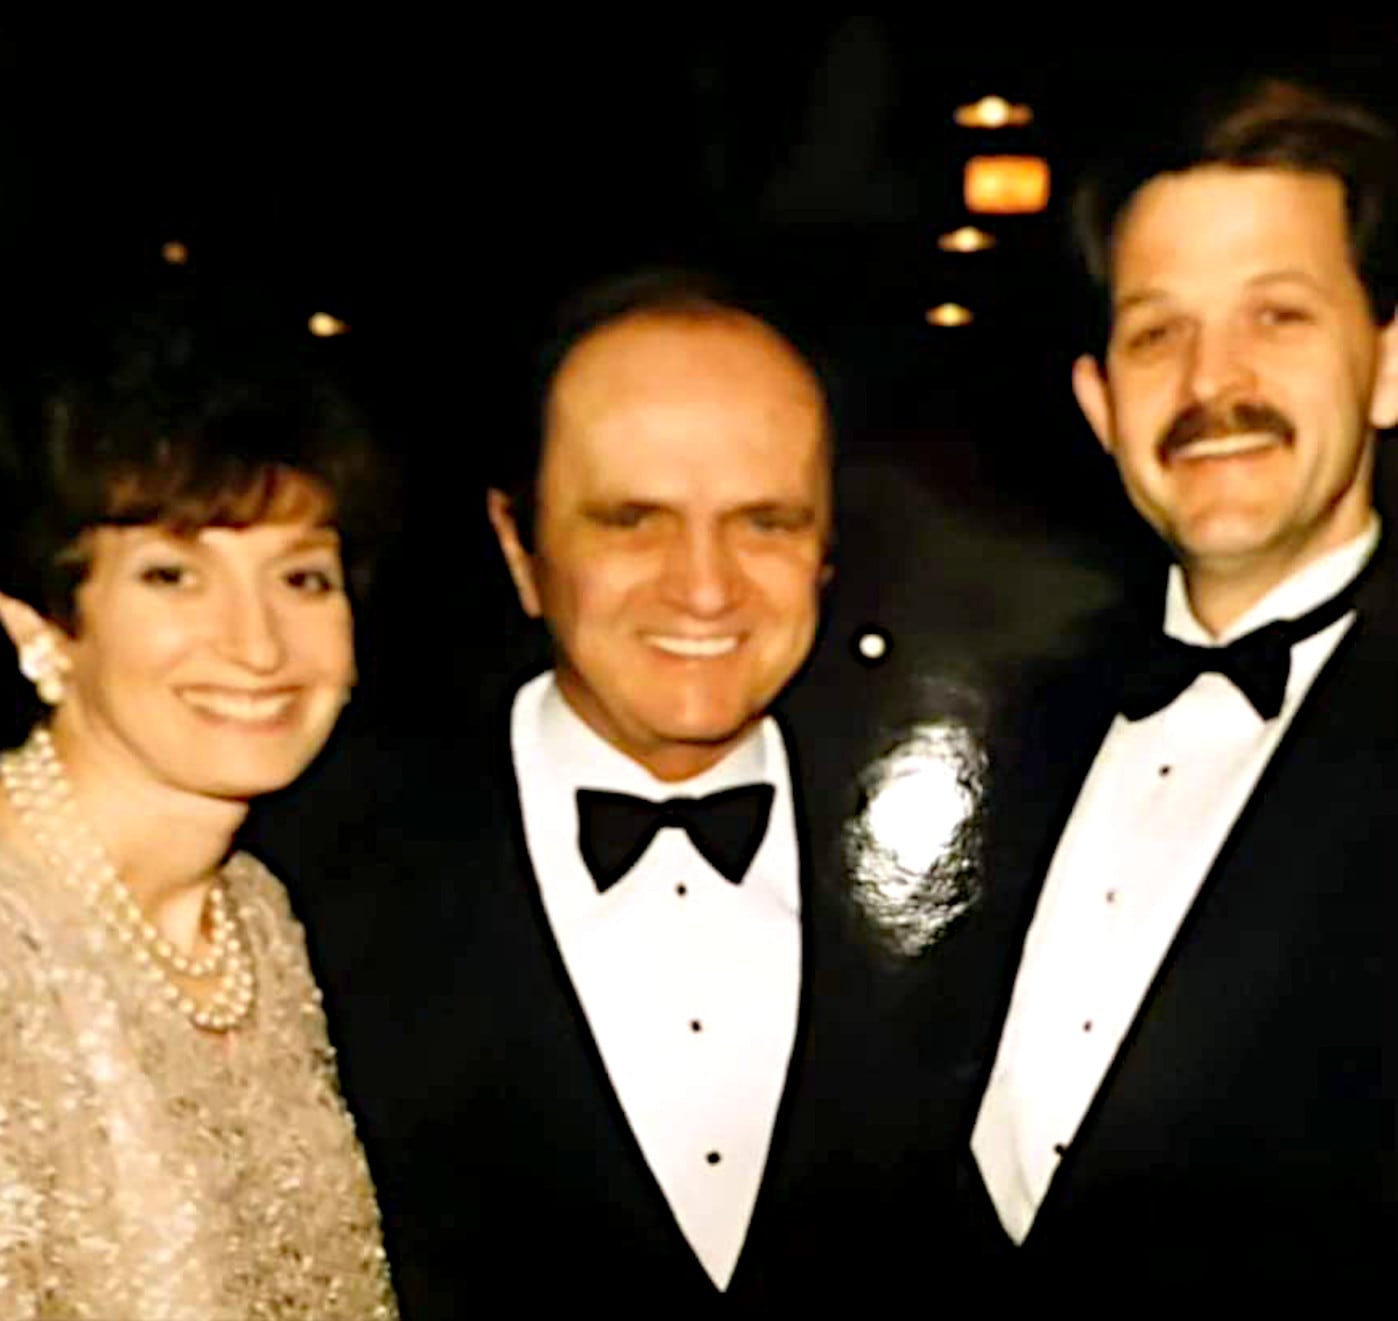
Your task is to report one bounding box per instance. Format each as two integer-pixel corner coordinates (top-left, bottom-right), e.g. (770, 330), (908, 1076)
(1, 295), (391, 632)
(1073, 79), (1398, 339)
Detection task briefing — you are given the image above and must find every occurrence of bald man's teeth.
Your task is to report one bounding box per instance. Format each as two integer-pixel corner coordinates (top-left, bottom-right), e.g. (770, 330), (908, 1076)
(648, 636), (739, 658)
(1177, 434), (1280, 460)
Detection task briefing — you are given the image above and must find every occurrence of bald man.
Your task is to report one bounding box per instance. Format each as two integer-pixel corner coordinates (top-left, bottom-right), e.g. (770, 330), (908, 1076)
(268, 273), (987, 1316)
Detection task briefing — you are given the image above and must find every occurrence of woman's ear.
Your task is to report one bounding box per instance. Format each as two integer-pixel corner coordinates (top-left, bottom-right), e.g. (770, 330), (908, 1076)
(0, 593), (54, 654)
(0, 594), (72, 706)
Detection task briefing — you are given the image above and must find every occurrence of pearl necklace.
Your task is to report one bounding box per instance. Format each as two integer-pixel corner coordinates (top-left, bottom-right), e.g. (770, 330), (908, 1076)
(1, 727), (256, 1032)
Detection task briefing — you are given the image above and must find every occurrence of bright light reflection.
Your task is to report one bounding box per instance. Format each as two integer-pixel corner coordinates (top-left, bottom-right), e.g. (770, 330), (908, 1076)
(938, 226), (996, 253)
(308, 312), (350, 338)
(161, 241), (189, 266)
(954, 96), (1033, 128)
(865, 743), (971, 875)
(926, 303), (973, 327)
(858, 631), (889, 661)
(843, 720), (985, 957)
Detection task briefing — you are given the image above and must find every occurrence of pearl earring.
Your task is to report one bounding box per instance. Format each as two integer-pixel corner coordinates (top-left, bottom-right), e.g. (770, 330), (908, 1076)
(18, 633), (68, 706)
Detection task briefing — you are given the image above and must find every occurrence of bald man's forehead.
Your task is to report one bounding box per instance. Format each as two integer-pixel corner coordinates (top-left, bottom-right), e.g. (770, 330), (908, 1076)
(536, 308), (832, 543)
(547, 310), (826, 429)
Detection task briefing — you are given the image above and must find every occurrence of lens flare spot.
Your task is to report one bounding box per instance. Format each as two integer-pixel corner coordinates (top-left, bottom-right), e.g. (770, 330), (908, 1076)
(843, 719), (985, 957)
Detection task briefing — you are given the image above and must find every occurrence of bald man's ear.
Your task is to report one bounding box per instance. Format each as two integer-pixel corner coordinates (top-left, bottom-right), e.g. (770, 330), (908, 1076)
(486, 489), (543, 619)
(1369, 316), (1398, 432)
(1071, 354), (1115, 454)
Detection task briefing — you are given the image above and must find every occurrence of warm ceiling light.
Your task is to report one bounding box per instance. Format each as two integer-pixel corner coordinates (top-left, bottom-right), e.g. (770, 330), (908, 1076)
(926, 303), (973, 328)
(964, 155), (1050, 214)
(308, 312), (350, 338)
(954, 96), (1033, 128)
(937, 226), (997, 253)
(161, 240), (189, 266)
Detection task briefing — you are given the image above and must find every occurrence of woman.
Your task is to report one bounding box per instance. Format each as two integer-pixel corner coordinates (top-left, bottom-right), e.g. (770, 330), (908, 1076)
(0, 315), (398, 1318)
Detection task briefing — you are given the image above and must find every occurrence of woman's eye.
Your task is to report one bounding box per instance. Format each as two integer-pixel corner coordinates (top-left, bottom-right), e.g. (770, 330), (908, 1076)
(138, 563), (192, 587)
(284, 567), (342, 594)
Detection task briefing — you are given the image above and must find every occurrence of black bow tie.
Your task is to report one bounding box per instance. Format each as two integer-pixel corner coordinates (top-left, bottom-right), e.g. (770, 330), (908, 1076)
(1119, 577), (1363, 722)
(576, 784), (775, 893)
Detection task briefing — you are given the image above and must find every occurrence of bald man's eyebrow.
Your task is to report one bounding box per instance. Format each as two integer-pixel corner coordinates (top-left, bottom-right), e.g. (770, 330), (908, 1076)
(582, 500), (668, 525)
(732, 502), (818, 528)
(1247, 268), (1326, 289)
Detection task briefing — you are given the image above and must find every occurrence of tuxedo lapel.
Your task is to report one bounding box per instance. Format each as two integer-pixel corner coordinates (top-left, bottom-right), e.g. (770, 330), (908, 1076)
(484, 718), (723, 1293)
(725, 716), (821, 1295)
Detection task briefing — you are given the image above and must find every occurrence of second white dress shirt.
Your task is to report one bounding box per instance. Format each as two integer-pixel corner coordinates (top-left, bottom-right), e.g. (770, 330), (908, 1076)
(972, 522), (1378, 1244)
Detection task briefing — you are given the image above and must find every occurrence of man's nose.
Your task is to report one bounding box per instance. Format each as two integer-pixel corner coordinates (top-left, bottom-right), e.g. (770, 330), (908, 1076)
(1185, 321), (1257, 404)
(216, 587), (287, 673)
(662, 527), (742, 617)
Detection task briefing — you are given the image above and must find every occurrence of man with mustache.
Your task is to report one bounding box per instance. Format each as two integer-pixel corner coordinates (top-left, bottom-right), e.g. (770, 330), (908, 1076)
(967, 81), (1398, 1294)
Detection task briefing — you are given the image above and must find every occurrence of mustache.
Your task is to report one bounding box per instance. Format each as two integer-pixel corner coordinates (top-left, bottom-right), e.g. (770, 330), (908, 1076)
(1157, 400), (1296, 460)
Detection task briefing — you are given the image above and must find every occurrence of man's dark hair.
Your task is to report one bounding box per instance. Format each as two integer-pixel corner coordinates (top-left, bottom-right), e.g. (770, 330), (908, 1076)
(1073, 79), (1398, 337)
(1, 293), (390, 631)
(491, 267), (832, 552)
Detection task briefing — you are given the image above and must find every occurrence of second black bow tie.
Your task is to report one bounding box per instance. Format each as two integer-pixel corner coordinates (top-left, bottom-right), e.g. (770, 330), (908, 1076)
(1119, 575), (1364, 722)
(577, 784), (775, 892)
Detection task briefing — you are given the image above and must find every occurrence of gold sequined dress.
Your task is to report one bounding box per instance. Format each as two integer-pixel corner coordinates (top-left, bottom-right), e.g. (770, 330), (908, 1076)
(0, 842), (397, 1320)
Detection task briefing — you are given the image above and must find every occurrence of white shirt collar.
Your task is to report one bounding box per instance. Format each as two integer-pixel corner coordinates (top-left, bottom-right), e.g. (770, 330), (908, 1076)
(535, 674), (769, 799)
(1164, 516), (1381, 647)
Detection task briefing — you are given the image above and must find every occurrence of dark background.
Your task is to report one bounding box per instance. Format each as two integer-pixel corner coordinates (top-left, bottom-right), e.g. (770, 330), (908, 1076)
(2, 19), (1397, 742)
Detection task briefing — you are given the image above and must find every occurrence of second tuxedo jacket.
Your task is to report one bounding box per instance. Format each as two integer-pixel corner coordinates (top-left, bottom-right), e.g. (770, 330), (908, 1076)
(967, 550), (1398, 1296)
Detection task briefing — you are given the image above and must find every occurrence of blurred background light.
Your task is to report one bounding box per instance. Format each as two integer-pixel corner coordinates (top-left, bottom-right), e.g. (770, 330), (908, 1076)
(964, 155), (1050, 214)
(925, 303), (973, 327)
(161, 240), (189, 266)
(937, 225), (996, 253)
(308, 312), (351, 338)
(857, 629), (890, 662)
(954, 95), (1033, 128)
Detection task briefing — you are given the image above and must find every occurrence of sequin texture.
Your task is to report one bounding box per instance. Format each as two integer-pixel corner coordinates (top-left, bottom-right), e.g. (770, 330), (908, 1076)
(0, 844), (397, 1319)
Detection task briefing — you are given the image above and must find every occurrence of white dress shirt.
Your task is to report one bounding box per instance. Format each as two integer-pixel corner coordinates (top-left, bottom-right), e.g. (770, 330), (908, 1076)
(511, 672), (802, 1289)
(972, 520), (1379, 1245)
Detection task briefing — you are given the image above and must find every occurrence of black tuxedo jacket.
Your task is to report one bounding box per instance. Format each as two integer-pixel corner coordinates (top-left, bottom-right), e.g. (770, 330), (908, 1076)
(250, 680), (992, 1318)
(968, 553), (1398, 1296)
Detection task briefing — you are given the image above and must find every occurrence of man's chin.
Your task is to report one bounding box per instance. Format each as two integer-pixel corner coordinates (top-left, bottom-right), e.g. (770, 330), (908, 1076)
(651, 715), (761, 753)
(1167, 508), (1292, 566)
(620, 710), (766, 779)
